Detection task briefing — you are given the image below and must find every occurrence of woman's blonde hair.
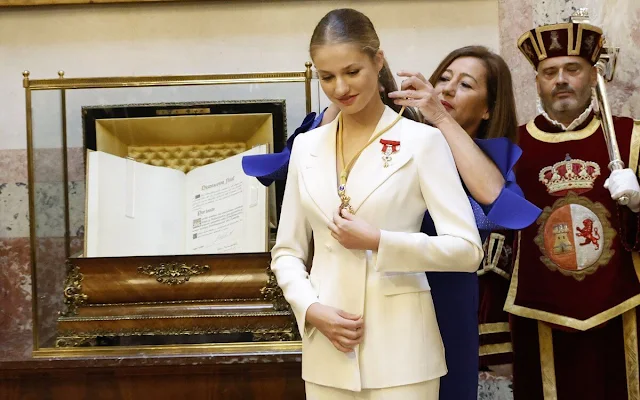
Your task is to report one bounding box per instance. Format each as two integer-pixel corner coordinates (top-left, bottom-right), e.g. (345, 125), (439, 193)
(310, 8), (419, 121)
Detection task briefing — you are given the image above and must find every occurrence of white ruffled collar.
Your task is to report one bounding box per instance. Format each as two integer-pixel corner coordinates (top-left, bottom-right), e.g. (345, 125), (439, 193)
(541, 98), (595, 131)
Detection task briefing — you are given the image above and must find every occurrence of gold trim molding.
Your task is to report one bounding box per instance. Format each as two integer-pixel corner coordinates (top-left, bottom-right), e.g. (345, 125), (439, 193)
(2, 0), (274, 7)
(56, 325), (299, 347)
(34, 341), (302, 359)
(22, 69), (312, 90)
(58, 310), (291, 322)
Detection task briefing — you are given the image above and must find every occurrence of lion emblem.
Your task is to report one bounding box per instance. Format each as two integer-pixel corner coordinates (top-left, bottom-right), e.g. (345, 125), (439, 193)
(575, 218), (600, 250)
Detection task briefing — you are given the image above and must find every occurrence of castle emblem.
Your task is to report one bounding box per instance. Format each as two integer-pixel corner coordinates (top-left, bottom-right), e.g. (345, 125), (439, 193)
(534, 193), (615, 281)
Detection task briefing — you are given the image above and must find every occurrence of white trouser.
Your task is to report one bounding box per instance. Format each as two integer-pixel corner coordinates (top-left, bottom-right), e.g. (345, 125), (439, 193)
(305, 378), (440, 400)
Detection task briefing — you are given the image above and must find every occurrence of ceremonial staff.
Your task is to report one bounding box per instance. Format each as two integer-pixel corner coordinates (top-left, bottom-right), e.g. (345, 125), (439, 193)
(571, 8), (629, 205)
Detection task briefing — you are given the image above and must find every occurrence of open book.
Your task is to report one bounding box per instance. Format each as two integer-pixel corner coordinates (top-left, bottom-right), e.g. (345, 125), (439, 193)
(85, 146), (268, 257)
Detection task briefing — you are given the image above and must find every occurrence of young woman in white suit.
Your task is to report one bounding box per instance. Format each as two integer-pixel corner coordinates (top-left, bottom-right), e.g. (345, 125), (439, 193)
(270, 8), (484, 400)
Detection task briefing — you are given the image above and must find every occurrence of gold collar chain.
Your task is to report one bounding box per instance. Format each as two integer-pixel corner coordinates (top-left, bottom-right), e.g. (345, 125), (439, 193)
(336, 106), (405, 214)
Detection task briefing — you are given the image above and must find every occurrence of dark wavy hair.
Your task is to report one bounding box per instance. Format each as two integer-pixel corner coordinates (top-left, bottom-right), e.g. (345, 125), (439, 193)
(429, 45), (518, 141)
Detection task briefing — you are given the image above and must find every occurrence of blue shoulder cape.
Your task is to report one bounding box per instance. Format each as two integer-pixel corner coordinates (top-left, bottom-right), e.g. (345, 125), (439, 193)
(422, 137), (542, 240)
(242, 110), (325, 186)
(242, 110), (542, 233)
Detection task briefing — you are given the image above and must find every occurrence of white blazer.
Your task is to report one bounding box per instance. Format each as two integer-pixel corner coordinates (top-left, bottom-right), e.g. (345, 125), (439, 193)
(271, 106), (483, 392)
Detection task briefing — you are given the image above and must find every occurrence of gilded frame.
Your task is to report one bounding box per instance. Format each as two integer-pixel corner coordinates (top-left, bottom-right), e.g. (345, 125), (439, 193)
(24, 64), (313, 357)
(1, 0), (271, 7)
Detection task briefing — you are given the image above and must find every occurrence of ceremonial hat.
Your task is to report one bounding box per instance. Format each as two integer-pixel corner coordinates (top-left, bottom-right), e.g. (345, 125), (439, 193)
(518, 22), (604, 69)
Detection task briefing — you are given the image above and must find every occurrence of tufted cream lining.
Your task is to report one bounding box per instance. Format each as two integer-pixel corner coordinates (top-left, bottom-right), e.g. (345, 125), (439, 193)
(127, 142), (247, 173)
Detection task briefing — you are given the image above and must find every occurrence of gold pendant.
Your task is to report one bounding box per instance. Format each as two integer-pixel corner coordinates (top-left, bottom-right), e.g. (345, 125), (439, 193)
(338, 184), (354, 214)
(334, 107), (405, 215)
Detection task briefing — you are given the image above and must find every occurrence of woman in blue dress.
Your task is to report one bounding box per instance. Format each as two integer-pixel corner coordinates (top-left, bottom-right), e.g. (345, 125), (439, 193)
(243, 45), (541, 400)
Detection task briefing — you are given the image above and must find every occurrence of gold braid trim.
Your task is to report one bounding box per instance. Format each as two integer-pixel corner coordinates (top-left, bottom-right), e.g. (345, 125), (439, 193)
(479, 342), (512, 357)
(627, 120), (640, 175)
(538, 321), (558, 400)
(526, 117), (600, 143)
(621, 120), (640, 400)
(504, 232), (640, 330)
(479, 322), (510, 335)
(478, 233), (511, 279)
(623, 309), (640, 400)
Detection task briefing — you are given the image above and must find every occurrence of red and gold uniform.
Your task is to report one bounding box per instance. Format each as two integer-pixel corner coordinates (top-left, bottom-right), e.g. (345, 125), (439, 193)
(506, 22), (640, 400)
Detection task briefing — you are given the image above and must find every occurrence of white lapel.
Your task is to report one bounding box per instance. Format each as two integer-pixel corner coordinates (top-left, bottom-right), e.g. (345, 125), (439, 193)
(344, 106), (413, 214)
(299, 118), (341, 222)
(298, 106), (413, 220)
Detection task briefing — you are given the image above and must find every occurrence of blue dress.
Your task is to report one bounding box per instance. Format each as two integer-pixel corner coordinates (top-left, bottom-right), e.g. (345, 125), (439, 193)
(421, 138), (540, 400)
(242, 110), (541, 400)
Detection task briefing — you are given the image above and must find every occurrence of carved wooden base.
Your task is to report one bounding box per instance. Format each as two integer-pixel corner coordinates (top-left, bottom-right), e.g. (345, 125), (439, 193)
(57, 253), (299, 347)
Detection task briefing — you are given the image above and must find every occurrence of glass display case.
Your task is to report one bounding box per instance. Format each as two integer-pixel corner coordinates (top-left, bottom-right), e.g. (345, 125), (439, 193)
(24, 65), (321, 354)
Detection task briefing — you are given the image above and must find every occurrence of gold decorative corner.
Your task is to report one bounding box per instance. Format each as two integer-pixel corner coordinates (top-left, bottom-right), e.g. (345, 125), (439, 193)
(260, 267), (289, 312)
(137, 262), (210, 285)
(60, 262), (88, 317)
(260, 266), (300, 340)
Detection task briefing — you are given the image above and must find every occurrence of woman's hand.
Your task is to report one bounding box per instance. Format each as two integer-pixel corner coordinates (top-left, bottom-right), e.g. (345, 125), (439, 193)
(388, 70), (451, 127)
(306, 302), (364, 353)
(329, 208), (381, 250)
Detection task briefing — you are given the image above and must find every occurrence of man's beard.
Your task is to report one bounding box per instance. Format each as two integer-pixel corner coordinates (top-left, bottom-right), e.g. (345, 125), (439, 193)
(552, 98), (576, 112)
(544, 84), (591, 115)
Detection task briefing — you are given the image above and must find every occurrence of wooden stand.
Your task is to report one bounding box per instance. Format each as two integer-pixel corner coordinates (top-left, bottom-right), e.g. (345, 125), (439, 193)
(56, 252), (298, 347)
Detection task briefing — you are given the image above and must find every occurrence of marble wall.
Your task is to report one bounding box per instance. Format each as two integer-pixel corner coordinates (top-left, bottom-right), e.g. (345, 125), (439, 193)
(0, 153), (33, 360)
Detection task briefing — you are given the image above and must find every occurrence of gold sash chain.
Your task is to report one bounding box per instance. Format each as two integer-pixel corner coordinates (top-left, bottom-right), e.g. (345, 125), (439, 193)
(336, 106), (405, 214)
